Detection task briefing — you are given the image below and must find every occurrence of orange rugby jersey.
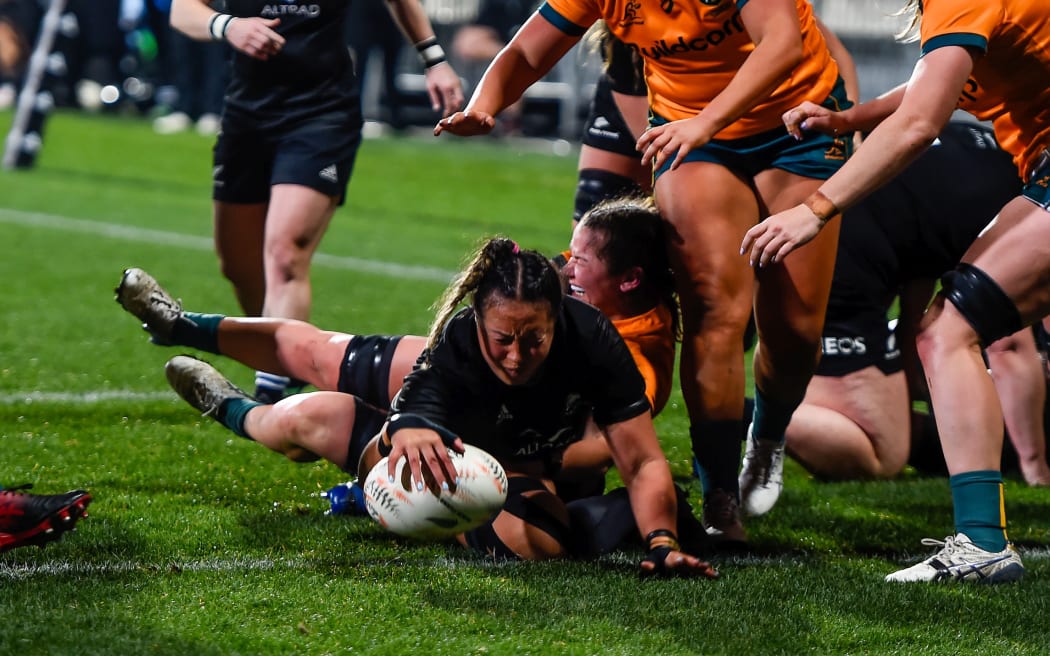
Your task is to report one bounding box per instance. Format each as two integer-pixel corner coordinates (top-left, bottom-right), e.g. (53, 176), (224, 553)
(540, 0), (839, 138)
(612, 304), (676, 416)
(919, 0), (1050, 180)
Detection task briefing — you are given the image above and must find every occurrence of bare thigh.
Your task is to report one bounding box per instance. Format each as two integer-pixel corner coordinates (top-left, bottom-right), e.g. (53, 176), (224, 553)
(654, 162), (757, 416)
(264, 184), (339, 262)
(752, 168), (840, 388)
(959, 197), (1050, 323)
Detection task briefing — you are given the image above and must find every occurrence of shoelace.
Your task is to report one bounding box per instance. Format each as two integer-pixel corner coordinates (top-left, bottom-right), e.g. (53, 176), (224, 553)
(150, 290), (182, 316)
(746, 442), (782, 485)
(919, 535), (967, 560)
(192, 377), (223, 417)
(760, 448), (784, 485)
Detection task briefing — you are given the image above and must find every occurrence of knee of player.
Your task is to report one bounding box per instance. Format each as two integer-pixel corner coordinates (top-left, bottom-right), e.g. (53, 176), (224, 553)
(914, 312), (978, 366)
(931, 263), (1023, 349)
(463, 486), (573, 561)
(216, 254), (260, 288)
(872, 449), (909, 480)
(264, 242), (314, 281)
(283, 446), (322, 463)
(681, 306), (751, 341)
(268, 399), (325, 447)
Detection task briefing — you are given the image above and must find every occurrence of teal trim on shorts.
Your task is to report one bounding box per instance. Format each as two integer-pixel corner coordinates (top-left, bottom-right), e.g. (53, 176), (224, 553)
(1023, 154), (1050, 209)
(653, 77), (853, 181)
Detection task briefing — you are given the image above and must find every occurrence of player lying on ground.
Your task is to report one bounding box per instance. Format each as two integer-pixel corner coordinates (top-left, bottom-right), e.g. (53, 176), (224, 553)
(118, 212), (715, 575)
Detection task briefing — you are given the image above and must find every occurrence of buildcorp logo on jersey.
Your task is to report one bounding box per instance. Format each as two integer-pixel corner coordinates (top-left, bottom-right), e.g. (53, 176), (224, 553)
(628, 13), (745, 60)
(263, 1), (321, 18)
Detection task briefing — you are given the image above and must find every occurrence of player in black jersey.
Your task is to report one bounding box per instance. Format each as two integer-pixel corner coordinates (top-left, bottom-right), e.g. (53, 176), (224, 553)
(169, 0), (463, 403)
(770, 122), (1050, 490)
(572, 27), (650, 225)
(373, 238), (711, 573)
(118, 235), (714, 576)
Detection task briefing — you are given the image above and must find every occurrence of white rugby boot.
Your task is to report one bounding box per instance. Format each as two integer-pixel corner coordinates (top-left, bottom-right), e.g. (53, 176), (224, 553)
(885, 533), (1024, 583)
(738, 424), (785, 517)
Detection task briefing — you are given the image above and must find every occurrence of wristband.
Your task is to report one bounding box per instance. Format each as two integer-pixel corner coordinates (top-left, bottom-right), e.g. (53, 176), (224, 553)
(645, 528), (680, 553)
(415, 36), (447, 69)
(802, 189), (841, 224)
(208, 13), (235, 41)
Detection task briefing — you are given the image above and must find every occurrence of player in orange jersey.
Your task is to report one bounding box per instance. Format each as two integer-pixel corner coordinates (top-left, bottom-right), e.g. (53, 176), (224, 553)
(435, 0), (855, 546)
(742, 0), (1050, 583)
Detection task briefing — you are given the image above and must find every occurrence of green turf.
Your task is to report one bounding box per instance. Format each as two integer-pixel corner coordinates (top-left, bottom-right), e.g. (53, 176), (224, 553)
(2, 110), (1049, 656)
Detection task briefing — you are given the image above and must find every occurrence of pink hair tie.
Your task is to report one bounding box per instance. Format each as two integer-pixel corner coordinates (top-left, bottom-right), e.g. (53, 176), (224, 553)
(511, 241), (520, 254)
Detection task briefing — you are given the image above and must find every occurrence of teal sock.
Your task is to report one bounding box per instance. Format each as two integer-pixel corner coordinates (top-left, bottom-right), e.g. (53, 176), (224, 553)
(951, 470), (1008, 552)
(215, 397), (262, 439)
(750, 387), (798, 445)
(690, 419), (745, 497)
(171, 312), (224, 353)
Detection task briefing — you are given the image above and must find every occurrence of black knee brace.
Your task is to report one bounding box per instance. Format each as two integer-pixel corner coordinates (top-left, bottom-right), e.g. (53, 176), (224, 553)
(337, 335), (403, 408)
(939, 263), (1023, 345)
(574, 169), (643, 222)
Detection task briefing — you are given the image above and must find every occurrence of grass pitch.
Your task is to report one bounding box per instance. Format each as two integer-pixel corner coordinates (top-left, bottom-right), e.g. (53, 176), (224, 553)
(1, 110), (1049, 655)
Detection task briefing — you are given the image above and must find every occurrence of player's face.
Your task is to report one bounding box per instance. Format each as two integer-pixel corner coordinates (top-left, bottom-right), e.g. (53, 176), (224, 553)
(565, 225), (620, 316)
(476, 298), (555, 386)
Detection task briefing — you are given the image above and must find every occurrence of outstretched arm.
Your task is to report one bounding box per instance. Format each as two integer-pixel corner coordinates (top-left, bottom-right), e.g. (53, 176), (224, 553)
(435, 12), (580, 137)
(741, 45), (976, 267)
(605, 413), (718, 578)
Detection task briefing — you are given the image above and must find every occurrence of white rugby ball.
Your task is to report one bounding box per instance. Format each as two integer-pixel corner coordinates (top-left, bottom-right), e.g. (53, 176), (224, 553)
(362, 444), (508, 540)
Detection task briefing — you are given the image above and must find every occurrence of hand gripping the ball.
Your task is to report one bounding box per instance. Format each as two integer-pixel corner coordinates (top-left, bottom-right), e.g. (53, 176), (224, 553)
(367, 414), (509, 540)
(380, 412), (464, 494)
(364, 442), (508, 540)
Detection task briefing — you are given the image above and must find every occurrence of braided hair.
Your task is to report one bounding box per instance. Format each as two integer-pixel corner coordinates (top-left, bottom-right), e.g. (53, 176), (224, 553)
(578, 196), (681, 341)
(427, 237), (566, 351)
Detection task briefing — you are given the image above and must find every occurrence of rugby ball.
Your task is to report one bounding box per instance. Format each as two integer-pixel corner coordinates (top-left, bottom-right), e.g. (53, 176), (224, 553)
(362, 444), (508, 540)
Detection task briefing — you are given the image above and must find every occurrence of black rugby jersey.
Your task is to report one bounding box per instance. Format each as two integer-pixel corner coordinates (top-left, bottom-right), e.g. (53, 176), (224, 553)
(223, 0), (357, 130)
(828, 121), (1021, 317)
(604, 35), (646, 97)
(392, 297), (650, 468)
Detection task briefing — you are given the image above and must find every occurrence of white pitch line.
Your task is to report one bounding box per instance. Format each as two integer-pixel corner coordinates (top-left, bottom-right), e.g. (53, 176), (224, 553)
(0, 207), (456, 282)
(0, 557), (304, 580)
(5, 548), (1048, 580)
(0, 390), (174, 405)
(0, 554), (512, 580)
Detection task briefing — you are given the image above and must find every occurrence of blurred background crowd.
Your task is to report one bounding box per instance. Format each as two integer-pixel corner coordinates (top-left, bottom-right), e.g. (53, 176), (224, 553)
(0, 0), (916, 141)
